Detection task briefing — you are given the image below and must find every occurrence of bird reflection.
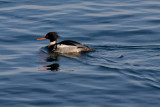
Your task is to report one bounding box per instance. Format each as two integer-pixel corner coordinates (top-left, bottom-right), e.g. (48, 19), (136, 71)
(43, 63), (59, 71)
(38, 47), (83, 72)
(41, 63), (73, 72)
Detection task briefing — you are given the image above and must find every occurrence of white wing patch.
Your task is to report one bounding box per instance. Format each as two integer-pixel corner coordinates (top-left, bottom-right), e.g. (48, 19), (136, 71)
(55, 44), (81, 53)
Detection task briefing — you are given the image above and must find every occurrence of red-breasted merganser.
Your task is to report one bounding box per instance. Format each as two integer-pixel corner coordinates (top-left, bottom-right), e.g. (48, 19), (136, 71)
(37, 32), (95, 53)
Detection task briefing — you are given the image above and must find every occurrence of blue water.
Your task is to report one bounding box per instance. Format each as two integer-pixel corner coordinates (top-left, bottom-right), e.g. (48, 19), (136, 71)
(1, 0), (160, 106)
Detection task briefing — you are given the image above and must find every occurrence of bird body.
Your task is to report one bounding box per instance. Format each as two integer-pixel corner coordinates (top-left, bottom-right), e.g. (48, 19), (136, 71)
(37, 32), (95, 53)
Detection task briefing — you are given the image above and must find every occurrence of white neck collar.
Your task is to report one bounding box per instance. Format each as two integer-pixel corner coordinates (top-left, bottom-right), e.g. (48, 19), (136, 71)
(49, 41), (56, 46)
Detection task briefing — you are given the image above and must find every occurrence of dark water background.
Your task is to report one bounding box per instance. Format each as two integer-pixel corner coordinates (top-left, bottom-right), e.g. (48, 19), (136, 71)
(1, 0), (160, 106)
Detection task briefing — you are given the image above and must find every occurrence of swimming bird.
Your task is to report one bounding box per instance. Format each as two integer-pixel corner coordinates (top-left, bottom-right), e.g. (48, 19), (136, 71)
(37, 32), (95, 53)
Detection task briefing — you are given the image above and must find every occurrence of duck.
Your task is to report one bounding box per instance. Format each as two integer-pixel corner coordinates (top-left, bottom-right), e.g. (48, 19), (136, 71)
(37, 32), (95, 53)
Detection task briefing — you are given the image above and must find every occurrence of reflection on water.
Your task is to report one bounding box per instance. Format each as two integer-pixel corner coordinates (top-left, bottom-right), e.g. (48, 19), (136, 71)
(42, 63), (73, 72)
(38, 47), (83, 71)
(43, 63), (59, 71)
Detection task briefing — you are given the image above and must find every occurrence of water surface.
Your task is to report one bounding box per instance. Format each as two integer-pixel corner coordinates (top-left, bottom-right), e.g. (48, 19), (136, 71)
(0, 0), (160, 106)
